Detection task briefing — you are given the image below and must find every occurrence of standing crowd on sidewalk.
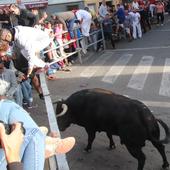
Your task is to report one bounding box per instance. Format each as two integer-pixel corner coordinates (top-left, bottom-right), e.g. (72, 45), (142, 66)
(98, 0), (167, 49)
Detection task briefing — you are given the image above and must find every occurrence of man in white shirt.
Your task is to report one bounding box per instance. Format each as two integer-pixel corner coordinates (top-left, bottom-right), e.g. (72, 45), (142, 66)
(131, 9), (142, 39)
(0, 26), (51, 78)
(132, 0), (140, 10)
(75, 9), (92, 54)
(75, 9), (92, 37)
(98, 0), (108, 20)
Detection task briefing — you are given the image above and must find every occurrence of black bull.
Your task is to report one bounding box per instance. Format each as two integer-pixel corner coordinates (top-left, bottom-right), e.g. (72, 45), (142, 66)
(55, 88), (170, 170)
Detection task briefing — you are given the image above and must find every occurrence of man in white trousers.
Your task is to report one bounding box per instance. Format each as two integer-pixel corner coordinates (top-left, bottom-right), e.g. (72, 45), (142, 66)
(0, 26), (51, 78)
(131, 9), (142, 39)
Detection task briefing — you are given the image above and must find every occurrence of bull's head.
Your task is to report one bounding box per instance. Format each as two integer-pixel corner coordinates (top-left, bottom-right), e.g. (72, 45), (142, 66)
(55, 100), (72, 131)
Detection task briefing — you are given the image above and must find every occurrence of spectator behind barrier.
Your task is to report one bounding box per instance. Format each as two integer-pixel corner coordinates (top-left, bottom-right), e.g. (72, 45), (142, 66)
(9, 4), (38, 27)
(0, 26), (50, 78)
(51, 11), (76, 39)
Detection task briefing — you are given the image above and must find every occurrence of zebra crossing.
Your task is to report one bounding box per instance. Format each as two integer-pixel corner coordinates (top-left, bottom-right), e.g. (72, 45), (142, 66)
(79, 52), (170, 98)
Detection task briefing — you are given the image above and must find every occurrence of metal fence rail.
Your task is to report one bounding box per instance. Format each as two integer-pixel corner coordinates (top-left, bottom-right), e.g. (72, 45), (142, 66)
(42, 23), (105, 64)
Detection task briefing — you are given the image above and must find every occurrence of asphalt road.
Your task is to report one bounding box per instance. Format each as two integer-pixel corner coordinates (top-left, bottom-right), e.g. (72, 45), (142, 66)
(30, 15), (170, 170)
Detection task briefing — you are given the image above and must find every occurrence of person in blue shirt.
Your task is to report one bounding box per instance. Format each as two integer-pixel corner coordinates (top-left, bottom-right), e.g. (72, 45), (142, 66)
(103, 14), (115, 48)
(114, 4), (125, 34)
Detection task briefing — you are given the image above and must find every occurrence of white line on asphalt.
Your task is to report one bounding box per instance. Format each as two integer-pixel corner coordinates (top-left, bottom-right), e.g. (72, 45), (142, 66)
(153, 29), (170, 32)
(159, 58), (170, 97)
(107, 45), (170, 52)
(124, 95), (170, 108)
(80, 52), (113, 78)
(143, 100), (170, 108)
(102, 54), (133, 84)
(127, 56), (153, 90)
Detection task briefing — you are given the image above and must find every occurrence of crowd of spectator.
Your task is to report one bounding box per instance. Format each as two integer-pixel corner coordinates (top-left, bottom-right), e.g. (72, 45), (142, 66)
(0, 0), (168, 108)
(98, 0), (168, 47)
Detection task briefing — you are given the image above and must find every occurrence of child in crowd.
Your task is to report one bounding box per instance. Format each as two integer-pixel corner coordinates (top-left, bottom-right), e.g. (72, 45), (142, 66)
(124, 10), (133, 41)
(54, 21), (67, 57)
(44, 21), (59, 62)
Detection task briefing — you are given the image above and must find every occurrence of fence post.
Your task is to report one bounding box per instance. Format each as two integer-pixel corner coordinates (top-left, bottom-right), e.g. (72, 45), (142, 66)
(100, 22), (106, 50)
(73, 28), (82, 64)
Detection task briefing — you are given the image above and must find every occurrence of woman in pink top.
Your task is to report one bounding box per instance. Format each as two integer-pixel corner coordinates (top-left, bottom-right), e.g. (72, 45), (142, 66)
(156, 1), (165, 25)
(54, 21), (67, 57)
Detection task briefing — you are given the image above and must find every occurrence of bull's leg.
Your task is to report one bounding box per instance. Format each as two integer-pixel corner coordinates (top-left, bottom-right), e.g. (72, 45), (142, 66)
(84, 129), (96, 152)
(125, 145), (145, 170)
(151, 141), (169, 169)
(106, 132), (116, 149)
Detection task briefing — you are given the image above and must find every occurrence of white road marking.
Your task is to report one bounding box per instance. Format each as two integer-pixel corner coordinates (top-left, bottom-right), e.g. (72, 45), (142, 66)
(80, 52), (113, 78)
(123, 94), (170, 108)
(144, 100), (170, 108)
(102, 54), (132, 84)
(159, 58), (170, 97)
(127, 56), (153, 90)
(153, 29), (170, 32)
(107, 45), (170, 52)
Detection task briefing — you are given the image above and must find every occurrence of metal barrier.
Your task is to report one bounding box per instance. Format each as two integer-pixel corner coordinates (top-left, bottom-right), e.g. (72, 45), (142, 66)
(39, 23), (105, 170)
(42, 22), (106, 64)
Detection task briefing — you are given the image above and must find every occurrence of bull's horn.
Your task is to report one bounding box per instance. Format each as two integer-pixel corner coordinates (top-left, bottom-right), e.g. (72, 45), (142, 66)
(56, 104), (68, 117)
(52, 98), (63, 104)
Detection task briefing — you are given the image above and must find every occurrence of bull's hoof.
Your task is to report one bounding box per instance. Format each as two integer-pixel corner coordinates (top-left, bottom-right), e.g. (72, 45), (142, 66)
(83, 148), (92, 153)
(162, 167), (169, 170)
(162, 162), (169, 169)
(108, 145), (116, 150)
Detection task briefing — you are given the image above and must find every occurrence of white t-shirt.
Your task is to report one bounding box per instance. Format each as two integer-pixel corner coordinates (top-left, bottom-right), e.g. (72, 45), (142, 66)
(14, 26), (51, 69)
(98, 4), (108, 18)
(132, 1), (139, 9)
(132, 12), (140, 23)
(76, 9), (92, 21)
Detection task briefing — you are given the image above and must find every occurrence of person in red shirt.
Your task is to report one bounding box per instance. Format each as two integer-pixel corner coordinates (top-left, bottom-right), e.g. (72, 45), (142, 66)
(155, 0), (165, 25)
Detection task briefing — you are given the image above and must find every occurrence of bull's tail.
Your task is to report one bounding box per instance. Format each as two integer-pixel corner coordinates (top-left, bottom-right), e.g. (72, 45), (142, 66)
(156, 119), (170, 144)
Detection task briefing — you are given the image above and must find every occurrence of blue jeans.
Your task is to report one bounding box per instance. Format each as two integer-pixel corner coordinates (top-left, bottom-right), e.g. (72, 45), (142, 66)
(21, 79), (33, 104)
(13, 84), (23, 106)
(67, 18), (76, 38)
(0, 99), (45, 170)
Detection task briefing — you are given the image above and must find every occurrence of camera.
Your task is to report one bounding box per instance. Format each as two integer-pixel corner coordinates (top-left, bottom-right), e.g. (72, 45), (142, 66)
(0, 121), (25, 135)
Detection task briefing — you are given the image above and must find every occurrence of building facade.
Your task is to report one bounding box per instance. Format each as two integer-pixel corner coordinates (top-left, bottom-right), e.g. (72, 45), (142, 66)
(47, 0), (84, 13)
(84, 0), (118, 15)
(0, 0), (48, 9)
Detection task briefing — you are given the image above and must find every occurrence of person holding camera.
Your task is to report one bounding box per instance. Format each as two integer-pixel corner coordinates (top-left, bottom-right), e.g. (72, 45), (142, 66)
(0, 122), (24, 170)
(0, 79), (75, 170)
